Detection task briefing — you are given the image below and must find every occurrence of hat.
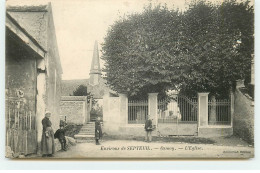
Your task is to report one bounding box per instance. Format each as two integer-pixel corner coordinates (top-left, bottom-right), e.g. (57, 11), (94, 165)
(45, 111), (51, 115)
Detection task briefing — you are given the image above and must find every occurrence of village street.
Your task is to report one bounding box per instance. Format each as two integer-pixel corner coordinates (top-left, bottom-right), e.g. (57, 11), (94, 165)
(53, 137), (254, 159)
(4, 0), (255, 162)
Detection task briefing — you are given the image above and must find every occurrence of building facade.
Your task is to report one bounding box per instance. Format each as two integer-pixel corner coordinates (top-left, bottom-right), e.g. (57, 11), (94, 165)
(5, 3), (62, 156)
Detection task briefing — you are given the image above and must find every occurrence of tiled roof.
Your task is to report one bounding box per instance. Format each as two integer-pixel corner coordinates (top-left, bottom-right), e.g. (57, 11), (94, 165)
(61, 79), (89, 96)
(61, 78), (116, 99)
(6, 5), (48, 12)
(6, 3), (63, 74)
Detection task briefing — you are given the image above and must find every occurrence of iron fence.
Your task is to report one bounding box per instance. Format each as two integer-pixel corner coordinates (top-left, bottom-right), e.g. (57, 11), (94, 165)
(158, 95), (197, 123)
(208, 99), (231, 125)
(128, 100), (148, 124)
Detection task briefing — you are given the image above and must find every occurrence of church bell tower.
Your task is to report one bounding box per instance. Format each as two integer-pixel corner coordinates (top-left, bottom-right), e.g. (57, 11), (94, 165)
(89, 40), (101, 86)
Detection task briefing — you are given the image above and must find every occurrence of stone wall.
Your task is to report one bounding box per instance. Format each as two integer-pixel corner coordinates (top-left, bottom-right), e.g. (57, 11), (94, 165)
(158, 123), (198, 136)
(5, 35), (39, 155)
(233, 88), (254, 145)
(103, 93), (158, 136)
(103, 94), (121, 134)
(60, 96), (88, 125)
(45, 4), (62, 131)
(5, 46), (37, 115)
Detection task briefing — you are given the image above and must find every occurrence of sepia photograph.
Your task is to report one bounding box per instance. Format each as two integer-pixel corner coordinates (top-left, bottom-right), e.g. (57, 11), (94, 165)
(5, 0), (254, 159)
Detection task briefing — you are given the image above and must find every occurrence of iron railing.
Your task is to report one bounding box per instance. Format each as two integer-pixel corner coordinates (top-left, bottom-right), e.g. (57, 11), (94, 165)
(128, 100), (148, 124)
(208, 99), (231, 125)
(158, 95), (197, 123)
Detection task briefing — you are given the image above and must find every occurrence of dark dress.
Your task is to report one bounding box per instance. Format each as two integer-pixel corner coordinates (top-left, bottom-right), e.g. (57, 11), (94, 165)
(95, 120), (102, 139)
(41, 117), (55, 155)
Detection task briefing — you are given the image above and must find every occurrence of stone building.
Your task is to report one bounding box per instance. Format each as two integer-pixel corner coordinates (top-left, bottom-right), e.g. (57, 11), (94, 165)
(60, 96), (89, 124)
(5, 3), (62, 156)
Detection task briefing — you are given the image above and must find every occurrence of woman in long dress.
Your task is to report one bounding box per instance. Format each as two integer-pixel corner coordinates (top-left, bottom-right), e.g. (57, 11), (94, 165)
(41, 111), (55, 157)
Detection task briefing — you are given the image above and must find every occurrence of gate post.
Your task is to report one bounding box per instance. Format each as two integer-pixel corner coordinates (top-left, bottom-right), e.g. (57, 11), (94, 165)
(119, 93), (128, 126)
(148, 93), (158, 126)
(230, 90), (234, 127)
(198, 92), (209, 128)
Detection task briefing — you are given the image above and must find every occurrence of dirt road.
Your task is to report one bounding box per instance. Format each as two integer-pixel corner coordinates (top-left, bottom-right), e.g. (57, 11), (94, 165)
(53, 140), (254, 159)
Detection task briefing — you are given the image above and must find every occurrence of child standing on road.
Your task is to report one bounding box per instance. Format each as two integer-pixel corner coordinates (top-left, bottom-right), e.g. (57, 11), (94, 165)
(144, 115), (153, 142)
(95, 117), (102, 145)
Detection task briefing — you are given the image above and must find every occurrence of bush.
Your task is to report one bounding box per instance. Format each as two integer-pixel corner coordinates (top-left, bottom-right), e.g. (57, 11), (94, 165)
(64, 123), (83, 138)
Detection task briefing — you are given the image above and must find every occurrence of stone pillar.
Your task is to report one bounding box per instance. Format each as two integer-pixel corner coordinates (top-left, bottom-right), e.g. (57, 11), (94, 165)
(36, 73), (46, 154)
(36, 59), (46, 154)
(82, 100), (86, 123)
(119, 94), (128, 126)
(198, 93), (209, 127)
(102, 93), (110, 124)
(209, 96), (216, 124)
(148, 93), (158, 126)
(230, 90), (234, 127)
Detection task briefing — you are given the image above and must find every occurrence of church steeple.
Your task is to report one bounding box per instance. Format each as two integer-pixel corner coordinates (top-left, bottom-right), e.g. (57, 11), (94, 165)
(89, 40), (101, 85)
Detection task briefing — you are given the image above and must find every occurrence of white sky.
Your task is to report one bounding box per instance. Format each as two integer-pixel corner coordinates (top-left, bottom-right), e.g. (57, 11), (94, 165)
(6, 0), (189, 80)
(6, 0), (254, 80)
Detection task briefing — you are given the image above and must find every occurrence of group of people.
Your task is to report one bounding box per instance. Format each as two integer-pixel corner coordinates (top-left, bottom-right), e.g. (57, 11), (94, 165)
(40, 111), (103, 157)
(41, 111), (154, 157)
(41, 111), (67, 157)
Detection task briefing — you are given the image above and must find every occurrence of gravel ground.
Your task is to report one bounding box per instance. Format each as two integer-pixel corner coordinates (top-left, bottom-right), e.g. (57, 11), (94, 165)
(99, 135), (251, 147)
(52, 139), (254, 159)
(25, 135), (253, 159)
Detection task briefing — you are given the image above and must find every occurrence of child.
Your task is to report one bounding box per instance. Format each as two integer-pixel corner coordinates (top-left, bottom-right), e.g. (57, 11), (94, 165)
(54, 124), (67, 151)
(144, 115), (154, 142)
(95, 117), (102, 145)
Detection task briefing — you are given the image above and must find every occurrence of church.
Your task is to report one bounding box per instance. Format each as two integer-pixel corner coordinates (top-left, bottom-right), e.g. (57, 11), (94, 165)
(60, 41), (115, 124)
(61, 40), (111, 99)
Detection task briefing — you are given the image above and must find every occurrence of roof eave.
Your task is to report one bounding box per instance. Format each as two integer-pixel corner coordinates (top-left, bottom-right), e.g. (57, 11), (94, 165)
(6, 12), (46, 58)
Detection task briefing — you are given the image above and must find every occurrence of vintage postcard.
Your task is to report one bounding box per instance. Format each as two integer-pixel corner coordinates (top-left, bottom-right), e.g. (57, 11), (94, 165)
(5, 0), (254, 159)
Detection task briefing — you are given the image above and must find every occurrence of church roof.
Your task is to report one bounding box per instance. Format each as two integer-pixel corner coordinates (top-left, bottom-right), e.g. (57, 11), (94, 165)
(61, 79), (89, 96)
(61, 78), (115, 99)
(61, 41), (116, 99)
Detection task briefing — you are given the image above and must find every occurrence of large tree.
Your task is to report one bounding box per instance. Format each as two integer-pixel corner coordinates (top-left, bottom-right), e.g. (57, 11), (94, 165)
(102, 5), (182, 99)
(178, 0), (254, 98)
(102, 0), (254, 99)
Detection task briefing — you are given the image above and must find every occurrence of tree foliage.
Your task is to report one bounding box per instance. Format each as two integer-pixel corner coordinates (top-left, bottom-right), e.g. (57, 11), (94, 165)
(73, 85), (88, 96)
(102, 0), (254, 99)
(179, 0), (254, 98)
(73, 85), (97, 105)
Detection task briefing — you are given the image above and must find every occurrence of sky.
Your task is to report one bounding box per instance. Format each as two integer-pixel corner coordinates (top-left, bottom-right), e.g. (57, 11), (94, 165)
(6, 0), (190, 80)
(6, 0), (254, 80)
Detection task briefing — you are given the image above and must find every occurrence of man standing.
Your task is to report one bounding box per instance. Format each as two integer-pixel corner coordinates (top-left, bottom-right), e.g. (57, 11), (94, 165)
(144, 115), (153, 142)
